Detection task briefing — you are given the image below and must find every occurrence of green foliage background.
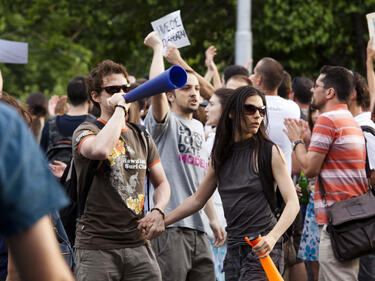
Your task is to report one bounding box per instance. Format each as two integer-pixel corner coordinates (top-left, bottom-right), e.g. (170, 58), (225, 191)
(0, 0), (375, 99)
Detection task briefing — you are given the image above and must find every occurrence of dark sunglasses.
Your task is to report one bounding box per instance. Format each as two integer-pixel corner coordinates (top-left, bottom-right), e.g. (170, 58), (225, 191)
(102, 84), (131, 95)
(244, 104), (266, 117)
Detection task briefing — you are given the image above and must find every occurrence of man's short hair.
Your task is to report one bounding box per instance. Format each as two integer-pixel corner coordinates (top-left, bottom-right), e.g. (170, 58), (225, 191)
(223, 65), (249, 84)
(320, 65), (354, 103)
(353, 72), (371, 110)
(67, 76), (89, 106)
(257, 57), (284, 92)
(277, 71), (292, 99)
(292, 77), (314, 104)
(86, 60), (129, 106)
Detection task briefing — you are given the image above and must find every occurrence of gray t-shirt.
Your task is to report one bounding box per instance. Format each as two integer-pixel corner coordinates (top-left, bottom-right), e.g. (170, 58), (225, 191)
(144, 109), (209, 232)
(217, 138), (277, 246)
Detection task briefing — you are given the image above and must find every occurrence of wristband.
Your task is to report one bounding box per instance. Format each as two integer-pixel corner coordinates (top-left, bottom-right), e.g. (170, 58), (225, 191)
(115, 104), (127, 114)
(292, 139), (304, 151)
(151, 207), (165, 219)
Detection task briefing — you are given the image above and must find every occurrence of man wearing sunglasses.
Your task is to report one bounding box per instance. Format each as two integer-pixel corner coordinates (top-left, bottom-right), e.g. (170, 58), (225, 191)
(72, 59), (171, 281)
(142, 32), (225, 281)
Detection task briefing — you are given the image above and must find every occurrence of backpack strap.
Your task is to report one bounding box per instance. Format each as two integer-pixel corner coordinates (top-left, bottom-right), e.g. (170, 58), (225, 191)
(361, 125), (375, 188)
(46, 116), (73, 161)
(257, 141), (283, 219)
(361, 125), (375, 136)
(128, 122), (151, 212)
(78, 160), (99, 216)
(77, 119), (104, 216)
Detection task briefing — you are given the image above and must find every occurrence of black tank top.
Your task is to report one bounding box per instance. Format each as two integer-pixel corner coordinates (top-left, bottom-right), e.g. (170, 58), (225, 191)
(218, 137), (277, 246)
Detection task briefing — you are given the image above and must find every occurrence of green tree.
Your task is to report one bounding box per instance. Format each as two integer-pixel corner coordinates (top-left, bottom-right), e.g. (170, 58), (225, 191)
(1, 0), (375, 100)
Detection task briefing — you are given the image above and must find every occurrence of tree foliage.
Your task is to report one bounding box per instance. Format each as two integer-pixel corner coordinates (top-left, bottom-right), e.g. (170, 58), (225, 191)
(0, 0), (375, 99)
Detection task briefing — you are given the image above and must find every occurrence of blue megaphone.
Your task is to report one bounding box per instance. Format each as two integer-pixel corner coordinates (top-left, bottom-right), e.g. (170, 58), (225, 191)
(123, 65), (187, 103)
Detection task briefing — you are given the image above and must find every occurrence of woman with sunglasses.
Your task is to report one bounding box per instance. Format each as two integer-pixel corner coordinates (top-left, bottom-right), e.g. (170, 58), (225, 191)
(165, 86), (299, 280)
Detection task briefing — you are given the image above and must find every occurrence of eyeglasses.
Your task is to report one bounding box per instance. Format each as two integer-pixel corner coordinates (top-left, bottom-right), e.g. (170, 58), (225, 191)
(244, 104), (266, 117)
(101, 84), (131, 95)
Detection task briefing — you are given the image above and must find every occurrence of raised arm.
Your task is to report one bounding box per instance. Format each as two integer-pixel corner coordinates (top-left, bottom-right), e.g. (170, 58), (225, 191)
(164, 45), (215, 100)
(144, 31), (168, 123)
(204, 46), (222, 90)
(366, 37), (375, 112)
(203, 46), (214, 83)
(79, 93), (130, 160)
(206, 46), (222, 90)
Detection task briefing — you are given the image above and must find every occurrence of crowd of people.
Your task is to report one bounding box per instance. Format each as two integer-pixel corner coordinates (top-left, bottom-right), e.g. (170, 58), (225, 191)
(0, 30), (374, 281)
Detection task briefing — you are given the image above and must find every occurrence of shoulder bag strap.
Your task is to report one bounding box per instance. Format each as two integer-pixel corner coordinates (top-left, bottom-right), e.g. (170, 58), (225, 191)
(78, 119), (104, 215)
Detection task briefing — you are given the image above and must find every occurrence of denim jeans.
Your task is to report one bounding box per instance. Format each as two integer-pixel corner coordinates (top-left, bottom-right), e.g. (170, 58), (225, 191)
(223, 242), (283, 281)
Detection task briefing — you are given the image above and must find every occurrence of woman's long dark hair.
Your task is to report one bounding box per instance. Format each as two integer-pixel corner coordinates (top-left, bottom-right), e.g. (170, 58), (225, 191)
(211, 86), (273, 177)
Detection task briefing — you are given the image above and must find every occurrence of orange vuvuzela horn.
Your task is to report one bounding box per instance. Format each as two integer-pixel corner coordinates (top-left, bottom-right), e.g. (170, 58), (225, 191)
(245, 236), (284, 281)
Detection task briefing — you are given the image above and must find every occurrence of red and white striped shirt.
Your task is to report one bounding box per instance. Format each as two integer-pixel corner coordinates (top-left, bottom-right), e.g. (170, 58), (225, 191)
(309, 104), (368, 224)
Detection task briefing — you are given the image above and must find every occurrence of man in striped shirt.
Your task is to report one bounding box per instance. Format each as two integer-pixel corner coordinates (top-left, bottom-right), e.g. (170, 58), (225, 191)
(284, 65), (368, 281)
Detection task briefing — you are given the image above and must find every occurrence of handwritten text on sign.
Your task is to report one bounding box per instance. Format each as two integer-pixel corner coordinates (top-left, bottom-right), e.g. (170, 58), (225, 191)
(151, 10), (190, 53)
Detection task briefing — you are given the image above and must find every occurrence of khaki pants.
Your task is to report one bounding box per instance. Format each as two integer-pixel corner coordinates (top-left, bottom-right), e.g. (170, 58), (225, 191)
(318, 225), (359, 281)
(75, 243), (161, 281)
(151, 227), (215, 281)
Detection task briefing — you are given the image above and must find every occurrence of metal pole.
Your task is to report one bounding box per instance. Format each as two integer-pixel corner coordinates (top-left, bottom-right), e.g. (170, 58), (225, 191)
(235, 0), (252, 71)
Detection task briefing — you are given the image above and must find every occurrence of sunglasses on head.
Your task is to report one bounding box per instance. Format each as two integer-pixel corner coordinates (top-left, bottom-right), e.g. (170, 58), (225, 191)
(101, 84), (131, 95)
(244, 104), (266, 117)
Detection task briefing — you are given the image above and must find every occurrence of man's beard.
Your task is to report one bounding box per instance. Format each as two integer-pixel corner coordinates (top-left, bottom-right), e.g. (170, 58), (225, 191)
(181, 105), (198, 114)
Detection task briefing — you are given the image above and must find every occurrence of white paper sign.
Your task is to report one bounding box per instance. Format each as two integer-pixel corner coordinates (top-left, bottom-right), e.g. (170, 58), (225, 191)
(367, 12), (375, 48)
(151, 10), (190, 53)
(0, 39), (28, 64)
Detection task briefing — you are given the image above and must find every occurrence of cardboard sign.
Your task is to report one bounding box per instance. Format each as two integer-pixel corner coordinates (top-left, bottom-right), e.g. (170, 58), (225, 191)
(367, 12), (375, 48)
(0, 39), (28, 64)
(151, 10), (190, 53)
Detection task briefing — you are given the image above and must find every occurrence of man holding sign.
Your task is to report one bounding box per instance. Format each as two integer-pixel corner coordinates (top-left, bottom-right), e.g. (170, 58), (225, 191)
(151, 10), (191, 54)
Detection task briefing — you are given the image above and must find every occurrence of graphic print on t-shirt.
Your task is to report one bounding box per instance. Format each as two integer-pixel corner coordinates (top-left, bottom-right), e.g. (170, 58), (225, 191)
(177, 123), (208, 170)
(108, 139), (145, 215)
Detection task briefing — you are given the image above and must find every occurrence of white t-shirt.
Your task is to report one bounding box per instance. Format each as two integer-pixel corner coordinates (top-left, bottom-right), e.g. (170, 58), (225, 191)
(265, 96), (301, 173)
(354, 112), (375, 170)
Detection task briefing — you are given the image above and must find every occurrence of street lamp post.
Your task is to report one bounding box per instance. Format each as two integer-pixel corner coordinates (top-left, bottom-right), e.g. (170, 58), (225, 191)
(235, 0), (252, 71)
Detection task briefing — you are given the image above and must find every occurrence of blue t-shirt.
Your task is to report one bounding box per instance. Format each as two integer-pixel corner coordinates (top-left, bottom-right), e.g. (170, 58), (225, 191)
(0, 103), (69, 237)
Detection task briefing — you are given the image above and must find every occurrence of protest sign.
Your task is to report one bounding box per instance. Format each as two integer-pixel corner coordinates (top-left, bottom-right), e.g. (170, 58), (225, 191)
(367, 12), (375, 48)
(0, 39), (28, 64)
(151, 10), (190, 53)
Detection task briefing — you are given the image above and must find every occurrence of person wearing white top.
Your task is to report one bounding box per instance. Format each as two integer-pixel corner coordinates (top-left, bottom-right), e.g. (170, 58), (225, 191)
(203, 87), (235, 281)
(348, 70), (375, 281)
(250, 58), (301, 174)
